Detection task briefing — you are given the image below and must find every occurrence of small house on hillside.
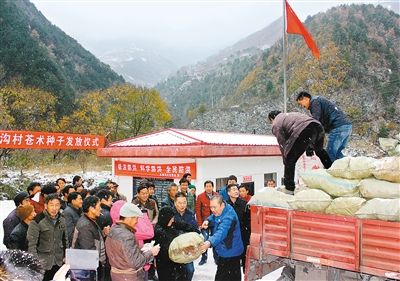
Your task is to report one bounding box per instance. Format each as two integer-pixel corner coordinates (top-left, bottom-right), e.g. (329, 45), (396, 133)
(97, 128), (283, 201)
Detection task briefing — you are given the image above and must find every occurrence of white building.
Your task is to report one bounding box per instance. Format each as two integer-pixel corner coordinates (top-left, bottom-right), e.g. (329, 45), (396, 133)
(97, 128), (284, 201)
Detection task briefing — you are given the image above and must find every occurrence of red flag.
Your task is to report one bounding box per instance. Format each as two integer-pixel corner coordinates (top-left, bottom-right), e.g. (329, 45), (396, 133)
(285, 0), (320, 59)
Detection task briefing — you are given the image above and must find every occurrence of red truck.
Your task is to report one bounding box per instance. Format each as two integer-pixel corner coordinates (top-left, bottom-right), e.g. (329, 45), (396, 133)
(245, 205), (400, 281)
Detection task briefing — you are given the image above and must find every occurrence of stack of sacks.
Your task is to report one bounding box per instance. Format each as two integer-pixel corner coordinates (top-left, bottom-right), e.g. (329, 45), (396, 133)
(355, 157), (400, 221)
(298, 156), (400, 221)
(248, 188), (293, 209)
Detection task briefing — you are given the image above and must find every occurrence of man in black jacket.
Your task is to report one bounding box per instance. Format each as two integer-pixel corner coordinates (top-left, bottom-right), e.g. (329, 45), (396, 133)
(96, 189), (113, 236)
(296, 91), (352, 161)
(63, 191), (83, 244)
(226, 184), (250, 273)
(72, 195), (109, 281)
(3, 191), (31, 249)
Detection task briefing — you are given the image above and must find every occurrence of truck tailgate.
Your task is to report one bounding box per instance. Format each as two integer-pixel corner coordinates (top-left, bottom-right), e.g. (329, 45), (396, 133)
(291, 211), (360, 271)
(360, 219), (400, 280)
(248, 205), (290, 259)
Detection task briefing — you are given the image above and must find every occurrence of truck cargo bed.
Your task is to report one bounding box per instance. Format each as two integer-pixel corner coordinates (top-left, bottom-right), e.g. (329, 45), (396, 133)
(246, 205), (400, 280)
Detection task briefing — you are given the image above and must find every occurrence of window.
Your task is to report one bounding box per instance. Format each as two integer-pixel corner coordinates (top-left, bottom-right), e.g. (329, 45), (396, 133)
(215, 177), (228, 192)
(264, 173), (277, 187)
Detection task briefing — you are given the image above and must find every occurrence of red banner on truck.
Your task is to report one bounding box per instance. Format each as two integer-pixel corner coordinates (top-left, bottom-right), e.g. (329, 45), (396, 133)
(0, 130), (104, 150)
(114, 160), (196, 179)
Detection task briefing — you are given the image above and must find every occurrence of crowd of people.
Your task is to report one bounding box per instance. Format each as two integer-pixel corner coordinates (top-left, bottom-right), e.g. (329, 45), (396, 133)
(1, 91), (351, 281)
(2, 172), (273, 281)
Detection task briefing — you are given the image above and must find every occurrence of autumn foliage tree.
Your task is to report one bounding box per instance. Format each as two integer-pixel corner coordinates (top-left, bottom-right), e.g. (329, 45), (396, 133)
(106, 85), (172, 140)
(0, 82), (57, 167)
(60, 84), (172, 142)
(0, 82), (57, 131)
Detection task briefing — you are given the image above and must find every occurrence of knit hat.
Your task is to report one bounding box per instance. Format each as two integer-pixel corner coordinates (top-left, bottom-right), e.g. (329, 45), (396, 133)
(16, 204), (34, 221)
(120, 203), (143, 218)
(13, 192), (29, 207)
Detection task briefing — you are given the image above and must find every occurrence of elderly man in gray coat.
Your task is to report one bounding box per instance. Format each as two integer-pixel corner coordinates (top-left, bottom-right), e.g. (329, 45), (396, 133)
(268, 110), (332, 194)
(105, 203), (160, 281)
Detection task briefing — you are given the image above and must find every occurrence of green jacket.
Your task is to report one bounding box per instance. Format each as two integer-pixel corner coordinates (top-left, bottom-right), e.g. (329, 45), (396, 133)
(186, 192), (195, 212)
(27, 210), (68, 270)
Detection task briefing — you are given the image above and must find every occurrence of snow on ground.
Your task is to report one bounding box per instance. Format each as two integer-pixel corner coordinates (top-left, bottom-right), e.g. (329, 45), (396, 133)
(1, 200), (282, 280)
(192, 253), (282, 281)
(1, 169), (112, 191)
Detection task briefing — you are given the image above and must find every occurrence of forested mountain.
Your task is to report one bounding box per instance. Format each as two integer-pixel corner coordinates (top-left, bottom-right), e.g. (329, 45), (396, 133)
(156, 4), (400, 147)
(0, 0), (124, 115)
(156, 18), (283, 126)
(0, 0), (172, 167)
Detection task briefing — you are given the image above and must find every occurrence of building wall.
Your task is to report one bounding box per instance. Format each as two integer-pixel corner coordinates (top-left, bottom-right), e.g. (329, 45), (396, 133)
(112, 156), (283, 201)
(196, 156), (283, 192)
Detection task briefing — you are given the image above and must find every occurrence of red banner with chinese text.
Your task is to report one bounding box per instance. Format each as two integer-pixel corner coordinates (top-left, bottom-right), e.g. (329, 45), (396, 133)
(0, 130), (104, 150)
(114, 160), (196, 179)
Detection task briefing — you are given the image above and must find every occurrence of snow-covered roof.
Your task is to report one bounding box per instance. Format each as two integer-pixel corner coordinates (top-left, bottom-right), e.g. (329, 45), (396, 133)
(98, 128), (280, 158)
(109, 128), (278, 147)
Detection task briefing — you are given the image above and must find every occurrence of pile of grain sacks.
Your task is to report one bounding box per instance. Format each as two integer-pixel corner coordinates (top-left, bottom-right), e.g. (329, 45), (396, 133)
(249, 156), (400, 222)
(298, 156), (400, 221)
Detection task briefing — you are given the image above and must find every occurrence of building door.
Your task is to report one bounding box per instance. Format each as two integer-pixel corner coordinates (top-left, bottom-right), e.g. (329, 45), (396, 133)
(132, 177), (173, 202)
(241, 181), (255, 196)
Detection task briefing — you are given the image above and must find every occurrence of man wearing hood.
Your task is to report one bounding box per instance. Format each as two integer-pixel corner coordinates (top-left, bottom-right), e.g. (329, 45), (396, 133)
(154, 207), (199, 281)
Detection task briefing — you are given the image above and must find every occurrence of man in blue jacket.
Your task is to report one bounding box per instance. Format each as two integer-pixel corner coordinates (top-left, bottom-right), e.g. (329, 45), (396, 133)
(200, 195), (244, 281)
(296, 91), (352, 161)
(218, 175), (237, 201)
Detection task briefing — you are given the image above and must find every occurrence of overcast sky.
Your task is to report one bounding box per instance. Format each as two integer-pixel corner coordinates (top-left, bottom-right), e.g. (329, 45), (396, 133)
(31, 0), (396, 62)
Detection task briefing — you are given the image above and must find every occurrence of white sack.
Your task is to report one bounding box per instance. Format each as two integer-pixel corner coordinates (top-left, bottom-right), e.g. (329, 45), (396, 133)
(325, 197), (366, 216)
(288, 189), (332, 213)
(169, 232), (204, 264)
(373, 157), (400, 183)
(248, 188), (293, 209)
(300, 169), (359, 197)
(355, 198), (400, 222)
(327, 157), (375, 179)
(359, 178), (400, 199)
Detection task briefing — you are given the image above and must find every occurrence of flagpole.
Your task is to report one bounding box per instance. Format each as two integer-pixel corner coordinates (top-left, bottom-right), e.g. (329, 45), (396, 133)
(282, 0), (287, 113)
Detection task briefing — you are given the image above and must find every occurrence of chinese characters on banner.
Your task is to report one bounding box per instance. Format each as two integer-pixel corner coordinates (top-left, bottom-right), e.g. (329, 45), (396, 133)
(114, 160), (196, 179)
(0, 130), (105, 150)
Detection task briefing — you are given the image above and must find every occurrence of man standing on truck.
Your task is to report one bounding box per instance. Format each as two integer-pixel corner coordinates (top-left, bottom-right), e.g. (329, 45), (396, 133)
(296, 92), (352, 161)
(268, 111), (332, 194)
